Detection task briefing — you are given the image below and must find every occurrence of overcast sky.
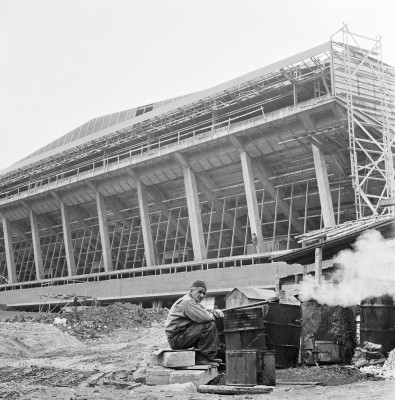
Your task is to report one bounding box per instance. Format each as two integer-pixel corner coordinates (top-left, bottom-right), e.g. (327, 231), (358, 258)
(0, 0), (394, 172)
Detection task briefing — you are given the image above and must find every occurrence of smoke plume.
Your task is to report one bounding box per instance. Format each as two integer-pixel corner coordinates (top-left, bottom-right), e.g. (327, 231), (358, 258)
(300, 228), (395, 306)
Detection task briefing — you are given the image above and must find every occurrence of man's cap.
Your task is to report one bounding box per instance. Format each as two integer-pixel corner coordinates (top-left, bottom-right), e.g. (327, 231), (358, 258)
(191, 280), (207, 290)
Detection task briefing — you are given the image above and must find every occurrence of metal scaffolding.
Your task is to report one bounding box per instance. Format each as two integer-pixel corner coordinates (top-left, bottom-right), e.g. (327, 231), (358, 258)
(332, 24), (395, 218)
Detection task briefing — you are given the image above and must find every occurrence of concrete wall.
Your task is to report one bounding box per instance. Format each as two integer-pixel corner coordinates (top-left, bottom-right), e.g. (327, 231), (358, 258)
(0, 262), (303, 308)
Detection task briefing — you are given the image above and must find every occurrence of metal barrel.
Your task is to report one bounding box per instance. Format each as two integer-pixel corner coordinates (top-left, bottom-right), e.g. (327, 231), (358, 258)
(223, 305), (267, 350)
(361, 295), (395, 354)
(263, 302), (301, 368)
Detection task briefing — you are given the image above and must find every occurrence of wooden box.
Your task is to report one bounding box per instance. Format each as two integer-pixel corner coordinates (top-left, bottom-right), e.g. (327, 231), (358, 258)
(226, 350), (275, 386)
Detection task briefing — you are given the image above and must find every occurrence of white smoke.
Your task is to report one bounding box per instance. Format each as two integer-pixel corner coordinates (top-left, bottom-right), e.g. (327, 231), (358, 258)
(300, 229), (395, 306)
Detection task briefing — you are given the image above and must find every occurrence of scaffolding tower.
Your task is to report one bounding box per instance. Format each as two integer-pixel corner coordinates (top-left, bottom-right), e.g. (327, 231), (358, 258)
(332, 24), (395, 218)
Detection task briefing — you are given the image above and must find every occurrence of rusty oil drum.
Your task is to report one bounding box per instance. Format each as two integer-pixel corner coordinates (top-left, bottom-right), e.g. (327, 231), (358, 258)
(361, 295), (395, 354)
(263, 302), (301, 368)
(223, 305), (267, 351)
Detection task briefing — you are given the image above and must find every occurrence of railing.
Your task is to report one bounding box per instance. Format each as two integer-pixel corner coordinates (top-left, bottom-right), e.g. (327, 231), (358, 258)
(0, 251), (289, 291)
(0, 94), (333, 205)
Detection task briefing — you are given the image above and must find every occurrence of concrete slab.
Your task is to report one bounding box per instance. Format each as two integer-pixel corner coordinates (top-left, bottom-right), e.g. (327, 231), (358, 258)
(145, 365), (218, 388)
(163, 351), (195, 368)
(146, 368), (172, 386)
(151, 349), (195, 367)
(170, 369), (210, 387)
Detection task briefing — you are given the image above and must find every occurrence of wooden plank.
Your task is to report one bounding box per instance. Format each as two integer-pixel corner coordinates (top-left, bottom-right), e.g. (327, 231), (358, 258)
(198, 385), (273, 394)
(277, 381), (324, 386)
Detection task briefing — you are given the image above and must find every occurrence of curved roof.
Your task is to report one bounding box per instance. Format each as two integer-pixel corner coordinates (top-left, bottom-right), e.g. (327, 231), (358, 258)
(21, 93), (191, 162)
(0, 42), (331, 176)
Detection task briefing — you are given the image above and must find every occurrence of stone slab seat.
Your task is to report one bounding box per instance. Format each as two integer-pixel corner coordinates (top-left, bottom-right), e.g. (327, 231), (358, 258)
(146, 366), (218, 387)
(151, 348), (196, 367)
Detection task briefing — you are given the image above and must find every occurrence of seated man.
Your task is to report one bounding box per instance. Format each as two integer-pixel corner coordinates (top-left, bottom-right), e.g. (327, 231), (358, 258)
(165, 280), (224, 365)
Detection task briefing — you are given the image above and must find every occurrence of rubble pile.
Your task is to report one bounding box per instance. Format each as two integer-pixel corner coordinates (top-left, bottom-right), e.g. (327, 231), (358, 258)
(4, 303), (168, 340)
(0, 365), (95, 387)
(352, 341), (386, 368)
(360, 348), (395, 379)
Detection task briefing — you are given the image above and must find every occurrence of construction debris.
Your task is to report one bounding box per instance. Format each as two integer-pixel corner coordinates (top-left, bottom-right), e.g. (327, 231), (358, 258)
(359, 348), (395, 379)
(352, 341), (387, 368)
(3, 303), (168, 340)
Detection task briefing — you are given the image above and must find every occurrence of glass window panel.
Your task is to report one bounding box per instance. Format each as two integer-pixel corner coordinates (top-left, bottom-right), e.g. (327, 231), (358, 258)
(79, 122), (89, 138)
(72, 127), (81, 141)
(56, 136), (65, 147)
(101, 114), (111, 130)
(145, 104), (154, 112)
(135, 107), (145, 117)
(93, 116), (104, 133)
(125, 108), (135, 120)
(86, 119), (96, 136)
(109, 113), (119, 126)
(117, 110), (127, 123)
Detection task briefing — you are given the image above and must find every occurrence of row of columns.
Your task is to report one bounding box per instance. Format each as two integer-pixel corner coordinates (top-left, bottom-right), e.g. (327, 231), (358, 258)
(0, 140), (335, 284)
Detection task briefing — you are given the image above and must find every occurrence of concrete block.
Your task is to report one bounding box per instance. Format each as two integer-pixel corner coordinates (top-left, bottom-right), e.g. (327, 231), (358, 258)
(170, 369), (213, 388)
(163, 351), (195, 368)
(146, 368), (172, 386)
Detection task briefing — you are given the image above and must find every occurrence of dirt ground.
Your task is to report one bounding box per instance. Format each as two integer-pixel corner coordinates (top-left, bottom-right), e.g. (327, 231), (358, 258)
(0, 310), (394, 400)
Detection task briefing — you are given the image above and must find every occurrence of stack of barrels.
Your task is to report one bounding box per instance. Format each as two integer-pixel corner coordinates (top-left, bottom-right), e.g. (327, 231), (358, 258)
(223, 305), (275, 386)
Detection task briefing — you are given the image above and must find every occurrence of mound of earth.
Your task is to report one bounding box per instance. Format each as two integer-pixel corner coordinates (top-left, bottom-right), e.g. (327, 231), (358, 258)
(0, 322), (84, 357)
(3, 303), (168, 340)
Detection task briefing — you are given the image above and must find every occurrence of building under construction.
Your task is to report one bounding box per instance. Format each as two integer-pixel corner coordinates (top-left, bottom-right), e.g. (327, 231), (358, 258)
(0, 27), (394, 310)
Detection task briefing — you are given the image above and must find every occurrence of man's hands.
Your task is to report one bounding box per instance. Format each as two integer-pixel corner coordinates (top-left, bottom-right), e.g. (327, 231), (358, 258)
(212, 309), (224, 319)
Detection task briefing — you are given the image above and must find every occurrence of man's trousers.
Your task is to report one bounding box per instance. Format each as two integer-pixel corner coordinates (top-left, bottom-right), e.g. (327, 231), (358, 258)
(167, 321), (219, 362)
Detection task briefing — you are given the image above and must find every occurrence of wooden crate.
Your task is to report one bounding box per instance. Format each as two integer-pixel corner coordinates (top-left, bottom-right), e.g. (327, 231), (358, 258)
(226, 350), (275, 386)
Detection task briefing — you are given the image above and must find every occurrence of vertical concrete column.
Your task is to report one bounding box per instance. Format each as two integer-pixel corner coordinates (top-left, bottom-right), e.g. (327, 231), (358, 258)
(183, 166), (206, 261)
(136, 179), (156, 267)
(240, 151), (264, 252)
(29, 210), (44, 280)
(312, 144), (335, 227)
(60, 201), (77, 276)
(95, 191), (114, 272)
(315, 246), (323, 285)
(2, 217), (17, 283)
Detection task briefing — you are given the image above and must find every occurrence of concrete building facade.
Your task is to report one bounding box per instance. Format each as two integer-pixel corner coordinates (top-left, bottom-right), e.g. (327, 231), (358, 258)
(0, 27), (394, 309)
